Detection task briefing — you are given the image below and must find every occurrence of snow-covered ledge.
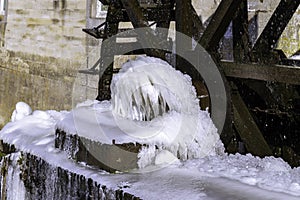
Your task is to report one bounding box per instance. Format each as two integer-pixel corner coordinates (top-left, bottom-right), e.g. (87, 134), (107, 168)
(55, 128), (142, 173)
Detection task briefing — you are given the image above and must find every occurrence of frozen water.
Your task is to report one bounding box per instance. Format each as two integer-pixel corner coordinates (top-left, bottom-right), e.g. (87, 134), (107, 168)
(154, 149), (179, 166)
(111, 56), (223, 165)
(32, 110), (51, 120)
(1, 55), (300, 199)
(58, 56), (224, 168)
(111, 56), (199, 121)
(1, 101), (300, 199)
(1, 152), (26, 200)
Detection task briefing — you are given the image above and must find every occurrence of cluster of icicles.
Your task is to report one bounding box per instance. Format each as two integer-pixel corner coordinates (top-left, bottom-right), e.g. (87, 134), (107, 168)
(111, 56), (199, 121)
(110, 56), (224, 168)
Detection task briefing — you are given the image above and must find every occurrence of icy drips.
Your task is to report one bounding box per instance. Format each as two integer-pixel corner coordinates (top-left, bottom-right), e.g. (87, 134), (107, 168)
(110, 56), (224, 168)
(0, 153), (26, 200)
(111, 56), (199, 121)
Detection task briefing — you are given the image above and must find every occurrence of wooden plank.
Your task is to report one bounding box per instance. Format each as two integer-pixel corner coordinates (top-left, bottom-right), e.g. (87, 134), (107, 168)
(232, 88), (272, 157)
(221, 61), (300, 85)
(55, 129), (142, 173)
(252, 0), (300, 54)
(199, 0), (243, 51)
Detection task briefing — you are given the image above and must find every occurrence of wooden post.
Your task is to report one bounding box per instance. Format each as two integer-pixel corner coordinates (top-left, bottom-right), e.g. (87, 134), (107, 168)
(120, 0), (166, 59)
(233, 0), (250, 62)
(175, 0), (193, 74)
(232, 84), (272, 157)
(199, 0), (243, 52)
(97, 3), (120, 101)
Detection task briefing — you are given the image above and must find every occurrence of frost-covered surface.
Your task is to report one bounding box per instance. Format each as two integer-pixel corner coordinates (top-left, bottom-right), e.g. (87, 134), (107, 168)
(1, 56), (300, 199)
(1, 103), (300, 199)
(58, 56), (224, 167)
(111, 56), (199, 120)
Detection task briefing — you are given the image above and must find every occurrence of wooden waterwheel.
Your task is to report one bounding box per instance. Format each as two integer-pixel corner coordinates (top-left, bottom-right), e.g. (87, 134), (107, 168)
(82, 0), (300, 166)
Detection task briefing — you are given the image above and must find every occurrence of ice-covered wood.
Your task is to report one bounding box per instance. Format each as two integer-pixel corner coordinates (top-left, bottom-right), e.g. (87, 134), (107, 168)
(0, 142), (141, 199)
(55, 129), (142, 173)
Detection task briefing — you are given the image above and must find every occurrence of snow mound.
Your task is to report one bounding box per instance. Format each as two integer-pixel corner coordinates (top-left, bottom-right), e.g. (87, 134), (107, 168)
(11, 102), (32, 122)
(110, 56), (224, 168)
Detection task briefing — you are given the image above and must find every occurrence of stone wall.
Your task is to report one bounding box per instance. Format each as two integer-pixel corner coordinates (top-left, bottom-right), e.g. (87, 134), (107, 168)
(5, 0), (87, 59)
(0, 48), (79, 126)
(278, 8), (300, 57)
(0, 0), (102, 128)
(0, 150), (140, 199)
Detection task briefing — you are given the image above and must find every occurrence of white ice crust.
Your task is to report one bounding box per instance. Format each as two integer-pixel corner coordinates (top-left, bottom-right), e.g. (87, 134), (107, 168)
(58, 56), (224, 167)
(1, 108), (300, 199)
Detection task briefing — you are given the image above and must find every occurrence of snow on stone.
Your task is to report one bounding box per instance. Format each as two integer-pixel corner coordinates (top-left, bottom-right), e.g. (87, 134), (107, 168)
(2, 102), (300, 199)
(1, 55), (300, 198)
(11, 102), (32, 122)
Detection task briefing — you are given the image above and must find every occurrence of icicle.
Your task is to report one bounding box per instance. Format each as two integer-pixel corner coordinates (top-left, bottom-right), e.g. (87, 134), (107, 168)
(110, 56), (224, 168)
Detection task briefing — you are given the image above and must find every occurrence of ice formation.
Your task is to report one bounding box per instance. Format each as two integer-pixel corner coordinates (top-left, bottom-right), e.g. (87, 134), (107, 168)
(111, 56), (199, 121)
(1, 152), (26, 200)
(1, 103), (300, 198)
(110, 56), (224, 167)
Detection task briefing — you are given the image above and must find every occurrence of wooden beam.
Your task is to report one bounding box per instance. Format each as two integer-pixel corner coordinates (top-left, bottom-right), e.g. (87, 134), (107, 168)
(120, 0), (166, 59)
(232, 0), (250, 62)
(232, 87), (272, 157)
(97, 3), (120, 101)
(252, 0), (300, 54)
(221, 61), (300, 85)
(120, 0), (150, 28)
(190, 4), (205, 41)
(99, 0), (110, 5)
(175, 0), (193, 73)
(114, 8), (175, 22)
(175, 0), (193, 45)
(156, 0), (174, 41)
(199, 0), (243, 51)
